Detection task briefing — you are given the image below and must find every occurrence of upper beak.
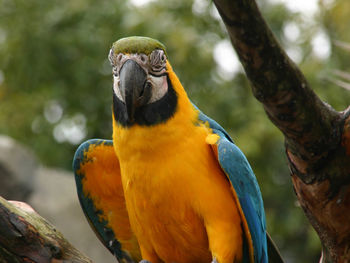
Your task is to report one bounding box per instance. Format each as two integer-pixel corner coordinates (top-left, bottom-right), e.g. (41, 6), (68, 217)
(119, 59), (152, 122)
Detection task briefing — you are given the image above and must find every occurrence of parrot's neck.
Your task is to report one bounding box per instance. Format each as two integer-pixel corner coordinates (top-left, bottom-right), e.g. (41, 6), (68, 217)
(112, 96), (198, 162)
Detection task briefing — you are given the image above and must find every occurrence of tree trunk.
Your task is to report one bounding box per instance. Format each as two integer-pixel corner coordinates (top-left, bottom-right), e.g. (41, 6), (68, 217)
(0, 196), (93, 263)
(212, 0), (350, 262)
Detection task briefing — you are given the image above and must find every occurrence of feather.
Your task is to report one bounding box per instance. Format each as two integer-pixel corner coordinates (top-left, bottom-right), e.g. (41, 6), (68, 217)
(73, 139), (140, 263)
(197, 108), (268, 263)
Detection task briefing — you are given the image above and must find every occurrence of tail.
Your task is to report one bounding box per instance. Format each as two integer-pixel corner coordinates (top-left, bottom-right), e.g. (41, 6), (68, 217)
(267, 232), (284, 263)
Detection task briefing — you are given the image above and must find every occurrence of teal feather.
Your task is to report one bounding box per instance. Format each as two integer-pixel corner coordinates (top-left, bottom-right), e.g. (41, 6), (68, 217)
(197, 107), (268, 263)
(73, 139), (134, 263)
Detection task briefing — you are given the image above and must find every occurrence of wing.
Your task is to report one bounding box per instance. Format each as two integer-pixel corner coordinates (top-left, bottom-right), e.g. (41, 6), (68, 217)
(73, 139), (141, 263)
(196, 108), (268, 263)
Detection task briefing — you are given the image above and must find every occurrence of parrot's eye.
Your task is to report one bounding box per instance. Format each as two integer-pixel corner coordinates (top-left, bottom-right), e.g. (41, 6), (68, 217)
(108, 50), (129, 76)
(149, 49), (167, 76)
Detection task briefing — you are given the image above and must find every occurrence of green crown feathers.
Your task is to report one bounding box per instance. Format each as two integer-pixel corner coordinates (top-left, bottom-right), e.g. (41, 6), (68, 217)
(111, 36), (167, 56)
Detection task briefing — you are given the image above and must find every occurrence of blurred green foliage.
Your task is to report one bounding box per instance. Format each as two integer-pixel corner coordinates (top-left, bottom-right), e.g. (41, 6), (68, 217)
(0, 0), (349, 262)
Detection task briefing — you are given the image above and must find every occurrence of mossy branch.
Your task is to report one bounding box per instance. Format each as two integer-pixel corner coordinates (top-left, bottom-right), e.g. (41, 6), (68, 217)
(0, 196), (93, 263)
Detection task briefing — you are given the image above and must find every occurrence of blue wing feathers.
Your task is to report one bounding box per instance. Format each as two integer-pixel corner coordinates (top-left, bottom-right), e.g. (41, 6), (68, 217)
(197, 106), (268, 263)
(216, 136), (267, 263)
(73, 139), (133, 262)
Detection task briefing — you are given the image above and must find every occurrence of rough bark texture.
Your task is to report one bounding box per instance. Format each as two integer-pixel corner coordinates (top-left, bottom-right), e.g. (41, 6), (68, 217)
(212, 0), (350, 262)
(0, 196), (93, 263)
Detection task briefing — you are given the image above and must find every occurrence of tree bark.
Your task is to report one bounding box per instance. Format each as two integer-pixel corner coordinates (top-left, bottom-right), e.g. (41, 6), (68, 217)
(212, 0), (350, 262)
(0, 196), (93, 263)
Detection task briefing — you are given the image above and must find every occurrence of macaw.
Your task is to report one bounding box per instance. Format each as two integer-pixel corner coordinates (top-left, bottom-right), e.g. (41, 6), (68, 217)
(73, 36), (282, 263)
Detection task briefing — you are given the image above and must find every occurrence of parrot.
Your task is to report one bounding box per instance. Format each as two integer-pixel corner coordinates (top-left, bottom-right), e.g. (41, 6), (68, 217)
(73, 36), (283, 263)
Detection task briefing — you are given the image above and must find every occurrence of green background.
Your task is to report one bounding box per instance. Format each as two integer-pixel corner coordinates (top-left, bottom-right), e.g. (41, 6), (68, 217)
(1, 0), (350, 262)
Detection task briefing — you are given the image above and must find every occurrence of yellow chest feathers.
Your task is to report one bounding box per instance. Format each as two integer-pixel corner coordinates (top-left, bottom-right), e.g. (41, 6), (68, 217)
(113, 118), (239, 261)
(112, 106), (220, 188)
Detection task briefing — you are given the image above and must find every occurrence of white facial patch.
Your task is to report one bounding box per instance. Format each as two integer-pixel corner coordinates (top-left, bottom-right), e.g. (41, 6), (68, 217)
(110, 50), (169, 105)
(148, 75), (168, 103)
(113, 75), (124, 102)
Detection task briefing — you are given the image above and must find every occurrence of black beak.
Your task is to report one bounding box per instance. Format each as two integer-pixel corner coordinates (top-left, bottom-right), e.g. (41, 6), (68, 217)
(119, 59), (152, 122)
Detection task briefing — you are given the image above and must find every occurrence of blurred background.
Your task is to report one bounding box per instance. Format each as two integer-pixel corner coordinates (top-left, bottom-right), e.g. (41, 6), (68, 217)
(1, 0), (350, 262)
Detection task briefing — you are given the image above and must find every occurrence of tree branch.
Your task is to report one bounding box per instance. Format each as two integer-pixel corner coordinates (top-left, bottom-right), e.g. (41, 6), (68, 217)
(212, 0), (350, 262)
(212, 0), (345, 184)
(0, 196), (93, 263)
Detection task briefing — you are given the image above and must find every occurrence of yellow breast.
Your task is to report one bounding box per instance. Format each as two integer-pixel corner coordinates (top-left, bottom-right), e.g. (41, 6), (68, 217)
(112, 105), (241, 262)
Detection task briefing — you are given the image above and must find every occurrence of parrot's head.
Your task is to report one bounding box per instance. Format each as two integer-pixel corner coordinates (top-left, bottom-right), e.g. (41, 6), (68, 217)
(109, 36), (181, 127)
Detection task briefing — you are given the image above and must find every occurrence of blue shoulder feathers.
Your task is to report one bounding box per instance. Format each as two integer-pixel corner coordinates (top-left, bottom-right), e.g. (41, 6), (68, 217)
(197, 106), (268, 263)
